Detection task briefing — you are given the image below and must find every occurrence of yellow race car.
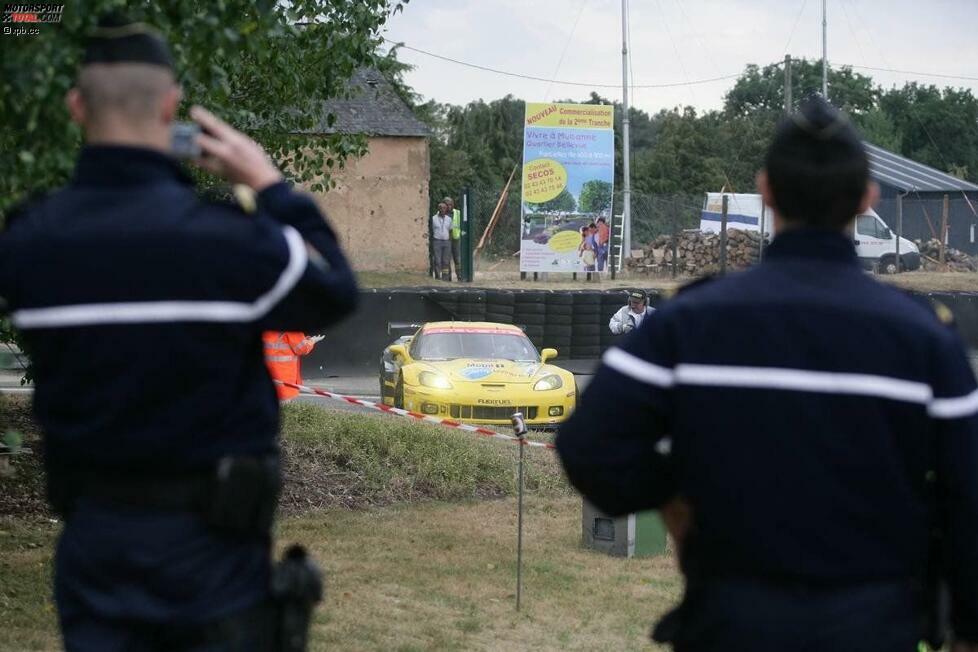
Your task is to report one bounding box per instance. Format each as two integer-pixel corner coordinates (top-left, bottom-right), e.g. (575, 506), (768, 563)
(380, 321), (576, 427)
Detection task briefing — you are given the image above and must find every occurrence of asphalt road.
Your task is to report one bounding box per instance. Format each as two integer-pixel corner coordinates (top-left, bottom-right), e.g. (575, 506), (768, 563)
(4, 354), (978, 419)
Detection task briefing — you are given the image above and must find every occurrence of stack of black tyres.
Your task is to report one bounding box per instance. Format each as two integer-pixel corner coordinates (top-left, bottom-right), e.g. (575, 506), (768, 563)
(514, 290), (548, 349)
(544, 292), (573, 356)
(600, 290), (629, 352)
(428, 289), (460, 320)
(484, 289), (516, 325)
(570, 291), (603, 359)
(454, 289), (486, 322)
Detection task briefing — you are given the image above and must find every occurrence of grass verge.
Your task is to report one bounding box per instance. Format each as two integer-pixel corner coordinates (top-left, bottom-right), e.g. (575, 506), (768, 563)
(279, 402), (568, 512)
(0, 496), (682, 651)
(0, 398), (569, 517)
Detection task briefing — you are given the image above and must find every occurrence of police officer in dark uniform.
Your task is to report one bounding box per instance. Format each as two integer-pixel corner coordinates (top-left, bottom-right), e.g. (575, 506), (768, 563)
(557, 97), (978, 652)
(0, 18), (358, 651)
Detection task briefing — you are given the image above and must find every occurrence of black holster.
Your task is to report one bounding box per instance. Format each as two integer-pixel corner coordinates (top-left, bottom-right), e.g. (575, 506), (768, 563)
(204, 455), (281, 538)
(271, 544), (324, 652)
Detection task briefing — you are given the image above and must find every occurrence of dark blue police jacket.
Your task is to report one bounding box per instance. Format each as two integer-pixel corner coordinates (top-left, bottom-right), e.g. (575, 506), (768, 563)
(0, 146), (359, 623)
(557, 228), (978, 639)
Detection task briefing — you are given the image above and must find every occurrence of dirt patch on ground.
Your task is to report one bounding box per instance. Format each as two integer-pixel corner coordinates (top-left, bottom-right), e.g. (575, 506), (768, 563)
(278, 436), (513, 514)
(0, 395), (47, 518)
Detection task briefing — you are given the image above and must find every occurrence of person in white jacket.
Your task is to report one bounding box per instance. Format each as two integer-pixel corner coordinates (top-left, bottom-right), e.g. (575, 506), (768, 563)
(608, 290), (655, 334)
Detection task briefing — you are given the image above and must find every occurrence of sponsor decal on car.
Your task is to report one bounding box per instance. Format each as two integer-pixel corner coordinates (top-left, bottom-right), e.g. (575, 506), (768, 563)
(459, 366), (494, 380)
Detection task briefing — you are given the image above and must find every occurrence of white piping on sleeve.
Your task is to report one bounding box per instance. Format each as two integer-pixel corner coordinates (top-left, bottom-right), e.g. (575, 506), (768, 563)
(11, 225), (309, 329)
(601, 347), (978, 421)
(602, 347), (675, 387)
(929, 387), (978, 419)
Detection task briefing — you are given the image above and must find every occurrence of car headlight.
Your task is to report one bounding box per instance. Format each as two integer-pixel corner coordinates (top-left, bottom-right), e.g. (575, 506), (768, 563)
(533, 374), (563, 391)
(419, 371), (453, 389)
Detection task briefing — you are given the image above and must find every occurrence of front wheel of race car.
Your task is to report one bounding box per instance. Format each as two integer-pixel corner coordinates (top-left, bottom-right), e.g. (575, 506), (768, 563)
(394, 376), (405, 409)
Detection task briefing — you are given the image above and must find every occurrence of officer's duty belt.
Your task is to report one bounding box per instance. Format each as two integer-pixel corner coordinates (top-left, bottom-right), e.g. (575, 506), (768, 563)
(61, 455), (282, 538)
(79, 472), (211, 511)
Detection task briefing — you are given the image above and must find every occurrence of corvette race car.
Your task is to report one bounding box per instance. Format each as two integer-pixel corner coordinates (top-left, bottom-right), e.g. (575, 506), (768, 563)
(380, 321), (576, 426)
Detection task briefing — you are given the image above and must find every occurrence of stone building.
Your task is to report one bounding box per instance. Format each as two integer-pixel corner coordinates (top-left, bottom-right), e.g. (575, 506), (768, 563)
(308, 68), (431, 271)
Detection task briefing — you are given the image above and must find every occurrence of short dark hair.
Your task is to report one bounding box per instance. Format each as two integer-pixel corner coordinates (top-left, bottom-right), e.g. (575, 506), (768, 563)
(764, 97), (869, 229)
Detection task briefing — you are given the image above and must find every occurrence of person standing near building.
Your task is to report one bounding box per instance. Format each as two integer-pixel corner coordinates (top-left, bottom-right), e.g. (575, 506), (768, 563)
(444, 196), (463, 281)
(557, 98), (978, 651)
(263, 332), (325, 401)
(0, 17), (359, 649)
(431, 201), (453, 280)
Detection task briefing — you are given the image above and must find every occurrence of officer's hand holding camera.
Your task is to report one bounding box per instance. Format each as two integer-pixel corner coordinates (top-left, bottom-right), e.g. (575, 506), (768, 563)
(189, 105), (283, 191)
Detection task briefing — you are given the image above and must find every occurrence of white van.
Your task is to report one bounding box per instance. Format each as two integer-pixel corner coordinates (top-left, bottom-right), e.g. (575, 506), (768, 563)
(700, 193), (920, 273)
(852, 208), (920, 273)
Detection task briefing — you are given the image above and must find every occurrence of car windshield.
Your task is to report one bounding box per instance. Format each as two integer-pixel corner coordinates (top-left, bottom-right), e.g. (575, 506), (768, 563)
(413, 331), (539, 361)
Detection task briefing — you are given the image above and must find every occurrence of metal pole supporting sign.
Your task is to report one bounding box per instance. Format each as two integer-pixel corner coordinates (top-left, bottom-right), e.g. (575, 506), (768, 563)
(510, 411), (528, 611)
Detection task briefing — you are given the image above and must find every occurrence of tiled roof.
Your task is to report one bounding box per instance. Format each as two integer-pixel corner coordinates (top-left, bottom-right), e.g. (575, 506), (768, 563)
(310, 68), (431, 138)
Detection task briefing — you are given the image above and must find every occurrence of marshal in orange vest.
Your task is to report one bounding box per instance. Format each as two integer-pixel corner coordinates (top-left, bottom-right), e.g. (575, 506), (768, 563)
(262, 332), (321, 400)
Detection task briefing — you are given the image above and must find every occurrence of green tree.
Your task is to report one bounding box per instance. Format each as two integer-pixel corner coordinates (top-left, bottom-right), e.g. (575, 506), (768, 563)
(529, 188), (576, 213)
(579, 180), (613, 214)
(724, 58), (877, 118)
(879, 83), (978, 175)
(855, 108), (903, 152)
(0, 0), (408, 222)
(0, 0), (408, 369)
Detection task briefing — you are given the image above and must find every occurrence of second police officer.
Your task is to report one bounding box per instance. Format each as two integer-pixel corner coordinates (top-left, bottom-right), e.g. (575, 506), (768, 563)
(558, 97), (978, 651)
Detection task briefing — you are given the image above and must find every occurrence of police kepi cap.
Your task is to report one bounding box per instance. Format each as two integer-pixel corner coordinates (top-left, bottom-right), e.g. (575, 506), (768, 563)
(82, 14), (174, 70)
(789, 94), (861, 146)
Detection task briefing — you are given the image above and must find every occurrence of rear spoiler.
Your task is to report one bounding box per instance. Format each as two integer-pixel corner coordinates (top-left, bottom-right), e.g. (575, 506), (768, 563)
(387, 321), (424, 335)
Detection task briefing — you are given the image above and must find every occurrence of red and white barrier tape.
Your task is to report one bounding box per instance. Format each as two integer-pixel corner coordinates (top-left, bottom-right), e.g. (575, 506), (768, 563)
(278, 381), (556, 449)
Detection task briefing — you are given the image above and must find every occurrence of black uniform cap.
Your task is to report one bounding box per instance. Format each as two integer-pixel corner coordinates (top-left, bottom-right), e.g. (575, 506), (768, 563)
(764, 95), (870, 228)
(787, 95), (862, 144)
(82, 15), (174, 70)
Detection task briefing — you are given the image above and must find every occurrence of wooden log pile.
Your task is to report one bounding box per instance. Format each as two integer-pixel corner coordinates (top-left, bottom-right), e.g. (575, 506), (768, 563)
(627, 229), (765, 275)
(914, 239), (978, 272)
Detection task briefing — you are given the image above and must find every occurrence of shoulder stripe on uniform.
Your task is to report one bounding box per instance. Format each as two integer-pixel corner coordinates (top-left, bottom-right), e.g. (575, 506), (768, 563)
(602, 346), (978, 420)
(10, 226), (308, 329)
(677, 364), (933, 404)
(602, 347), (675, 387)
(929, 387), (978, 419)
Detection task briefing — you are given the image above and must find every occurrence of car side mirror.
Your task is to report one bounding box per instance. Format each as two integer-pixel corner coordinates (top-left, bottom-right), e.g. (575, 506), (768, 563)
(389, 344), (407, 360)
(540, 348), (558, 363)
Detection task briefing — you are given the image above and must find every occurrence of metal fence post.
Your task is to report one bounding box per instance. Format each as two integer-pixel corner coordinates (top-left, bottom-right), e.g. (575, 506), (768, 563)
(462, 188), (474, 282)
(759, 203), (766, 262)
(511, 412), (528, 612)
(609, 211), (617, 280)
(896, 192), (903, 273)
(671, 201), (679, 278)
(719, 194), (729, 275)
(428, 202), (435, 279)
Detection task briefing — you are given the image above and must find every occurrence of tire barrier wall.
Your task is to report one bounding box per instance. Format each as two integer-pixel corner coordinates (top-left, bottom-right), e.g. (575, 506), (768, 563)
(309, 288), (977, 373)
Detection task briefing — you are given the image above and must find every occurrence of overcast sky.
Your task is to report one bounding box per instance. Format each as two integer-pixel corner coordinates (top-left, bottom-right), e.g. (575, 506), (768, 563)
(382, 0), (978, 114)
